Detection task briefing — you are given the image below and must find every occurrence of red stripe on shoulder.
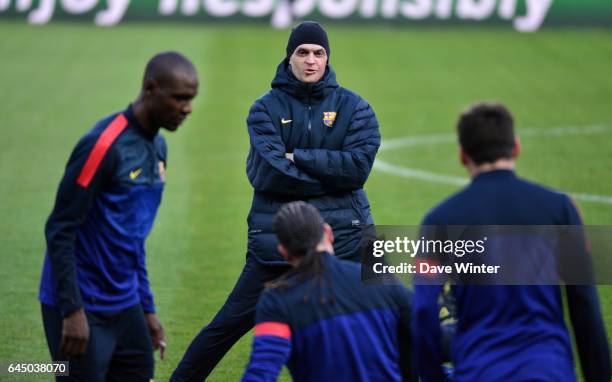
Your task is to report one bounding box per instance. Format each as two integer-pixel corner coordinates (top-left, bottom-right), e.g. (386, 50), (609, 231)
(254, 322), (291, 339)
(76, 114), (128, 188)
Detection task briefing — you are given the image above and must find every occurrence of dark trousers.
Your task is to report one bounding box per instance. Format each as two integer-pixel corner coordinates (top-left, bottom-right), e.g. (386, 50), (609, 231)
(170, 255), (290, 381)
(41, 303), (154, 382)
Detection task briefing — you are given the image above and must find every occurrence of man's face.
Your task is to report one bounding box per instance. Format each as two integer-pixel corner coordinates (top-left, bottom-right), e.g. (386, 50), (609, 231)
(289, 44), (328, 84)
(147, 69), (198, 131)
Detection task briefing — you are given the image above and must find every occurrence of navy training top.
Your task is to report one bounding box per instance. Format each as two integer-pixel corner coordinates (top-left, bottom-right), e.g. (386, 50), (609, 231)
(39, 105), (166, 316)
(242, 252), (416, 382)
(413, 170), (610, 382)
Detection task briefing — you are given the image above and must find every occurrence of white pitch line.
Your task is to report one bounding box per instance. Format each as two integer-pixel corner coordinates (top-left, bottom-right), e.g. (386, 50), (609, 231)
(375, 159), (467, 186)
(375, 124), (612, 205)
(374, 159), (612, 205)
(569, 193), (612, 205)
(380, 132), (455, 151)
(380, 124), (611, 152)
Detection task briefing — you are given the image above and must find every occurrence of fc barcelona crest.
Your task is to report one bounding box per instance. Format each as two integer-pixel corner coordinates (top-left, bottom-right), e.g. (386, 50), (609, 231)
(323, 112), (337, 128)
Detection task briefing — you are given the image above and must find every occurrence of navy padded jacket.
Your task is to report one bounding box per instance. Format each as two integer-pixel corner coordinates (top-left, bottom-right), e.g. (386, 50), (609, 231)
(246, 61), (380, 264)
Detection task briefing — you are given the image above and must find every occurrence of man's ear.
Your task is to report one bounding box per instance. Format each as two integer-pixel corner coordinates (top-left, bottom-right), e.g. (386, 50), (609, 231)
(512, 136), (521, 158)
(323, 223), (334, 245)
(459, 147), (469, 166)
(277, 244), (290, 261)
(143, 77), (157, 98)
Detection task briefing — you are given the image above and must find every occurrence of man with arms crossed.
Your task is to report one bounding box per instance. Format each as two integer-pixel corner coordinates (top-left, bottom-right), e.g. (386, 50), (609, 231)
(172, 21), (380, 381)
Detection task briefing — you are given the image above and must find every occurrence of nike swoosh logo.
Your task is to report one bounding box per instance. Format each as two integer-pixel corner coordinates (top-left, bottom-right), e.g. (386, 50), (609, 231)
(129, 168), (142, 180)
(281, 118), (292, 124)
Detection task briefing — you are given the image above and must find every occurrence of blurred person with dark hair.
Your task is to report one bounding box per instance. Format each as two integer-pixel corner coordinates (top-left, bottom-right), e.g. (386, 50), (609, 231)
(39, 51), (198, 381)
(172, 21), (380, 381)
(241, 201), (416, 382)
(413, 102), (610, 382)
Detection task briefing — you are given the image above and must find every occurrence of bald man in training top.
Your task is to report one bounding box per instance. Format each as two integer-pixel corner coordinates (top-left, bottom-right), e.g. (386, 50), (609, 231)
(39, 51), (198, 382)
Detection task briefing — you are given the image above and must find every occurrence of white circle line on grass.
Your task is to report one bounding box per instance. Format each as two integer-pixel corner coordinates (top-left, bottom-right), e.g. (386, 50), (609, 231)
(374, 159), (467, 186)
(380, 124), (611, 152)
(375, 124), (612, 205)
(373, 159), (612, 205)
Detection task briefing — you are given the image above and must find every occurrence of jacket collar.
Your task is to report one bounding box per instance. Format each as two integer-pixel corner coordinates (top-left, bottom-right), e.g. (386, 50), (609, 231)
(472, 169), (517, 183)
(270, 59), (339, 104)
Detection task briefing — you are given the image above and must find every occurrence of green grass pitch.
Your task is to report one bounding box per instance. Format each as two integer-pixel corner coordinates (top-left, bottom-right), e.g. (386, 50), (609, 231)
(0, 21), (610, 381)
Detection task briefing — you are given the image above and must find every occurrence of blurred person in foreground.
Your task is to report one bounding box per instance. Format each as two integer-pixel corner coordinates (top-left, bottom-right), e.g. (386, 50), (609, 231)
(172, 21), (380, 381)
(413, 102), (611, 381)
(241, 201), (416, 381)
(39, 51), (198, 381)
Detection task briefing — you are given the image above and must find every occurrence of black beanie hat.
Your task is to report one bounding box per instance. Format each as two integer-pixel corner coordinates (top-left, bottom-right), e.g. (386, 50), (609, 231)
(286, 21), (330, 59)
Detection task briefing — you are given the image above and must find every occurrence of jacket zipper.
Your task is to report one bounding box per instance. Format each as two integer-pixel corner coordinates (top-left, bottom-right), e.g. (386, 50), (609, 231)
(307, 91), (312, 132)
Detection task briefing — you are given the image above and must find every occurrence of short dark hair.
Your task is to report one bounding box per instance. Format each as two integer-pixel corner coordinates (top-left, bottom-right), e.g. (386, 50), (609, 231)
(457, 102), (515, 164)
(143, 51), (196, 87)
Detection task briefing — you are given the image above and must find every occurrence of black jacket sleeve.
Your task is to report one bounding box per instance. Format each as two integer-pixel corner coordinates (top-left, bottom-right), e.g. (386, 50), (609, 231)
(293, 98), (380, 191)
(566, 285), (611, 382)
(396, 286), (418, 382)
(44, 133), (116, 317)
(563, 197), (611, 382)
(246, 100), (327, 197)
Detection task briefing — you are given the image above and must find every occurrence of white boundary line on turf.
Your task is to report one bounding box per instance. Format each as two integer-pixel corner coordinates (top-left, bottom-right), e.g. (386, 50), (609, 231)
(380, 124), (611, 152)
(374, 124), (612, 205)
